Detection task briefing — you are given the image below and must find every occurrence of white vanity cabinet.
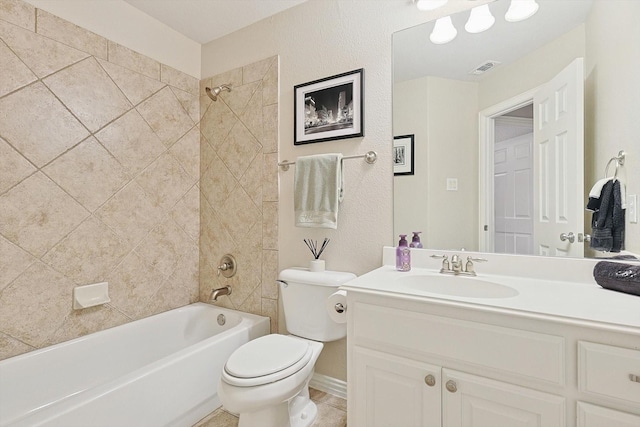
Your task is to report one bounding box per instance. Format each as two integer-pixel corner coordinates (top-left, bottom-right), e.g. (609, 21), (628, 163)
(346, 290), (640, 427)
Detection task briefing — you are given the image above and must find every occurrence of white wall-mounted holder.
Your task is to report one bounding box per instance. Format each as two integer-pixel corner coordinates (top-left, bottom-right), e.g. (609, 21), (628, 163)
(73, 282), (110, 310)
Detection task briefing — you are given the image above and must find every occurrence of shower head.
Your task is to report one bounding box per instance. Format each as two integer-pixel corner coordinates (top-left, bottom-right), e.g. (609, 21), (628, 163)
(205, 83), (232, 101)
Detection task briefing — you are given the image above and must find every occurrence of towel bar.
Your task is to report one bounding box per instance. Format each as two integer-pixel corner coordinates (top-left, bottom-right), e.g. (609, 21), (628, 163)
(604, 150), (625, 179)
(278, 150), (377, 171)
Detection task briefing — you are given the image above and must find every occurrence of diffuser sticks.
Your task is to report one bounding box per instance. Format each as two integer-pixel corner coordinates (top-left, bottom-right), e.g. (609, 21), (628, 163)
(304, 238), (330, 260)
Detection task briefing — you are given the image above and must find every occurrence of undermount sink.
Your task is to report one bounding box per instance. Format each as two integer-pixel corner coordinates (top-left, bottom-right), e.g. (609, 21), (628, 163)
(397, 274), (519, 299)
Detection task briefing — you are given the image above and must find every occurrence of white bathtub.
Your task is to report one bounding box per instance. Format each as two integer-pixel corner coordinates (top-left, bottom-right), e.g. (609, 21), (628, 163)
(0, 303), (270, 427)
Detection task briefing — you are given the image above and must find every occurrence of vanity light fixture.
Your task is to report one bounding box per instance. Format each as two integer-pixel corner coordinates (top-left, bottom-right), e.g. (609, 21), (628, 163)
(465, 4), (495, 34)
(430, 16), (458, 44)
(415, 0), (448, 11)
(505, 0), (539, 22)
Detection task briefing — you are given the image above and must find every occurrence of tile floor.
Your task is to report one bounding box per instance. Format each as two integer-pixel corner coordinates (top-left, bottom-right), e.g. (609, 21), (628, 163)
(193, 388), (347, 427)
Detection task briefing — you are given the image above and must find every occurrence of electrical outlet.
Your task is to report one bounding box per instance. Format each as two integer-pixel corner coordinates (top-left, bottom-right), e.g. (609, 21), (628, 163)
(446, 178), (458, 191)
(629, 194), (638, 224)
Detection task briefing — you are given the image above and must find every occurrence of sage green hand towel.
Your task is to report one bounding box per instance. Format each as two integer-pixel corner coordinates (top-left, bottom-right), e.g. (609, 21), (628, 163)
(294, 153), (344, 229)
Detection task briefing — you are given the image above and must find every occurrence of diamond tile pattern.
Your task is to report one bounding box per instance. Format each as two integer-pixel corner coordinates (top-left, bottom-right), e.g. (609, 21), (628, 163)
(0, 2), (279, 362)
(0, 2), (201, 361)
(200, 56), (279, 326)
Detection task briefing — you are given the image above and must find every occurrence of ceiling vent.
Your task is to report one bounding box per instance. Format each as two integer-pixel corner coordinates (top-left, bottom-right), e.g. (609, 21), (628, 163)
(469, 60), (501, 75)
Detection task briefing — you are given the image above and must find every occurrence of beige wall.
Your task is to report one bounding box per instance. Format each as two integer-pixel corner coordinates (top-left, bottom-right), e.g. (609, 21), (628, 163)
(21, 0), (201, 78)
(394, 76), (479, 251)
(585, 0), (639, 254)
(198, 57), (280, 333)
(0, 1), (200, 360)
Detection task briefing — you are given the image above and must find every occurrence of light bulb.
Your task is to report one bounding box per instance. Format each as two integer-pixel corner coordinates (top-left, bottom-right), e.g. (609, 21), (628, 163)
(505, 0), (539, 22)
(416, 0), (448, 12)
(465, 4), (495, 33)
(430, 16), (457, 44)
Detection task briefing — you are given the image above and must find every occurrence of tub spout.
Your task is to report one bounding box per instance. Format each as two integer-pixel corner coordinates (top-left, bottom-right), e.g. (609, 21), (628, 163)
(210, 285), (232, 301)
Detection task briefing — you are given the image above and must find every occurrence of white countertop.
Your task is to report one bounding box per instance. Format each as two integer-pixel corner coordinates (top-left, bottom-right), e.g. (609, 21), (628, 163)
(341, 248), (640, 331)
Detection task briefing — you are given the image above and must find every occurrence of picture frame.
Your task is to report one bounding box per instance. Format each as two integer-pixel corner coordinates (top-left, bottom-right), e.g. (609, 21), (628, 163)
(393, 134), (414, 176)
(294, 69), (364, 145)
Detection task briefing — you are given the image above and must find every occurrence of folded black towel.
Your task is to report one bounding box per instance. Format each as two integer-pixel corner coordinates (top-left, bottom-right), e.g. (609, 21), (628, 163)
(593, 261), (640, 296)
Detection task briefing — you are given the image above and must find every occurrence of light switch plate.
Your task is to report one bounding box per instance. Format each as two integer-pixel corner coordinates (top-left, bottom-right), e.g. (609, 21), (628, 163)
(628, 194), (637, 223)
(446, 178), (458, 191)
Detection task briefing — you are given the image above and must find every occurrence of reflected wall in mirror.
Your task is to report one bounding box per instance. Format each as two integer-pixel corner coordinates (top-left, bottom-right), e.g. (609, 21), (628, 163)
(393, 0), (639, 258)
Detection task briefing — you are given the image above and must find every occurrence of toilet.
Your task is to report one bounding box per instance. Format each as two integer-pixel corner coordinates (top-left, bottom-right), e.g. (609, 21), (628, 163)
(218, 268), (355, 427)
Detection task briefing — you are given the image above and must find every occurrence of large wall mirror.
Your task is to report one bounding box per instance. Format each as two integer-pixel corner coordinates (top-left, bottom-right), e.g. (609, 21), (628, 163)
(393, 0), (638, 258)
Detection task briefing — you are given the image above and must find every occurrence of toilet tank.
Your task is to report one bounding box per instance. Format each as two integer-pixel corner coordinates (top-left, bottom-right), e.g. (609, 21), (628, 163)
(278, 268), (356, 342)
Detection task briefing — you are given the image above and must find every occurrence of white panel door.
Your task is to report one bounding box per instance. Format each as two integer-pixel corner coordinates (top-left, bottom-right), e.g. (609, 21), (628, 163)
(494, 133), (534, 255)
(442, 369), (565, 427)
(577, 402), (640, 427)
(533, 58), (584, 257)
(352, 347), (441, 427)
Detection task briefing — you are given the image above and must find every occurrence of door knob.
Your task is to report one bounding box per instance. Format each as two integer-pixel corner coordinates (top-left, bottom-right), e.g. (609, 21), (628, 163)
(445, 380), (457, 393)
(559, 232), (575, 243)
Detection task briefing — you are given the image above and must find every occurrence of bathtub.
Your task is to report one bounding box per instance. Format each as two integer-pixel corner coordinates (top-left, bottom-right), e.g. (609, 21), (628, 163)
(0, 303), (270, 427)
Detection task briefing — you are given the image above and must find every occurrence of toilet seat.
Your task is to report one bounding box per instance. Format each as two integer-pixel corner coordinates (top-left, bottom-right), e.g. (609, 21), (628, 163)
(222, 335), (313, 387)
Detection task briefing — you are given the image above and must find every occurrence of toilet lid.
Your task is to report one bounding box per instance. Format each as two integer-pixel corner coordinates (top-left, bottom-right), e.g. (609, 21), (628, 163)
(225, 335), (311, 379)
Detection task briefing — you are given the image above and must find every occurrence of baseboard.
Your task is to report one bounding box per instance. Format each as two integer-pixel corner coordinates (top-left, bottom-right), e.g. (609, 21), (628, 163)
(309, 373), (347, 400)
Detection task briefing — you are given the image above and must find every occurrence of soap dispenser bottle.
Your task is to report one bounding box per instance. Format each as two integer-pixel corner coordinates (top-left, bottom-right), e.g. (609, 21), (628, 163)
(409, 231), (423, 248)
(396, 234), (411, 271)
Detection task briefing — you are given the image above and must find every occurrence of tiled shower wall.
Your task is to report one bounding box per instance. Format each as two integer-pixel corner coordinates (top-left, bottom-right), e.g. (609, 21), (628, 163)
(199, 57), (280, 333)
(0, 1), (201, 360)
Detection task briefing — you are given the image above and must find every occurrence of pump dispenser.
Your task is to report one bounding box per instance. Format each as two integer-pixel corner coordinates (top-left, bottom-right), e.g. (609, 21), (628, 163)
(409, 231), (423, 248)
(396, 234), (411, 271)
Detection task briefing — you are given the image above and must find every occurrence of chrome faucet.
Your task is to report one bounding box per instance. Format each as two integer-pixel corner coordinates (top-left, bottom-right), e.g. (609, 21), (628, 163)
(210, 285), (232, 301)
(431, 254), (487, 276)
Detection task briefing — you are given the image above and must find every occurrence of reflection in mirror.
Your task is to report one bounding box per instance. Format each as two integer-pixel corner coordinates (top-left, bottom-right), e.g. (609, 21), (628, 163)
(393, 0), (639, 258)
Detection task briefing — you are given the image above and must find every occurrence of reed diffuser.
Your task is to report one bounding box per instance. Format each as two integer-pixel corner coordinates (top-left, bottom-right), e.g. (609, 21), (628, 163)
(304, 238), (330, 272)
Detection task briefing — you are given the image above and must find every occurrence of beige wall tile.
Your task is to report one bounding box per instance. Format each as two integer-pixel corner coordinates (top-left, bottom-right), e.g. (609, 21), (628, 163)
(262, 104), (278, 153)
(94, 181), (164, 249)
(137, 86), (194, 147)
(0, 172), (89, 257)
(243, 56), (276, 84)
(170, 185), (200, 242)
(170, 86), (200, 123)
(107, 41), (160, 80)
(36, 9), (107, 59)
(106, 251), (166, 318)
(0, 331), (34, 360)
(238, 286), (262, 316)
(0, 136), (35, 195)
(209, 67), (243, 92)
(217, 187), (262, 243)
(0, 40), (36, 97)
(239, 153), (263, 209)
(161, 63), (198, 95)
(261, 297), (278, 334)
(98, 58), (165, 106)
(134, 217), (194, 278)
(43, 57), (132, 132)
(94, 109), (166, 176)
(0, 82), (88, 167)
(43, 137), (130, 212)
(262, 250), (279, 299)
(217, 121), (261, 180)
(199, 196), (236, 263)
(239, 83), (264, 143)
(262, 201), (278, 250)
(200, 152), (237, 208)
(263, 59), (278, 106)
(0, 235), (34, 292)
(0, 261), (75, 346)
(221, 81), (259, 116)
(200, 93), (237, 150)
(0, 0), (35, 31)
(0, 19), (88, 78)
(263, 153), (279, 202)
(169, 126), (200, 181)
(41, 216), (129, 285)
(136, 152), (195, 212)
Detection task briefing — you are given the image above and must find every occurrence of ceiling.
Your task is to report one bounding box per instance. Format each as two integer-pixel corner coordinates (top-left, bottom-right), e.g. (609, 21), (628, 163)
(393, 0), (594, 82)
(123, 0), (308, 44)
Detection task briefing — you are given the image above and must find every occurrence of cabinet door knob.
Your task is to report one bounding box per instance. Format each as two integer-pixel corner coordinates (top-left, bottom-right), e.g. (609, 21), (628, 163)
(446, 380), (457, 393)
(424, 374), (436, 387)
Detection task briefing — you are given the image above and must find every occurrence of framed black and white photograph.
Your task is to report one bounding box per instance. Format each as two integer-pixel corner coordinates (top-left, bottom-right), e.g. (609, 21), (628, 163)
(393, 134), (414, 176)
(294, 69), (364, 145)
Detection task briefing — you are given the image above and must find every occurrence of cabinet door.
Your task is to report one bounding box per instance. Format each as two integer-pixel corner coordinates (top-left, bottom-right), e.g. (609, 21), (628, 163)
(577, 402), (640, 427)
(442, 369), (565, 427)
(352, 347), (441, 427)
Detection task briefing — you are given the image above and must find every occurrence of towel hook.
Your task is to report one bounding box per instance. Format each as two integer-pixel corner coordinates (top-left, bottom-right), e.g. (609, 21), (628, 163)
(604, 150), (625, 179)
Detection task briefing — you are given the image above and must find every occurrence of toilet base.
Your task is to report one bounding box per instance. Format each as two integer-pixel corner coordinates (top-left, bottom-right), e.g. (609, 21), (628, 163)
(237, 394), (317, 427)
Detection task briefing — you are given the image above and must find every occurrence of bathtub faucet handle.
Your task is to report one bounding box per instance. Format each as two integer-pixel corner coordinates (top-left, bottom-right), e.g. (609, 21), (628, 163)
(217, 254), (237, 278)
